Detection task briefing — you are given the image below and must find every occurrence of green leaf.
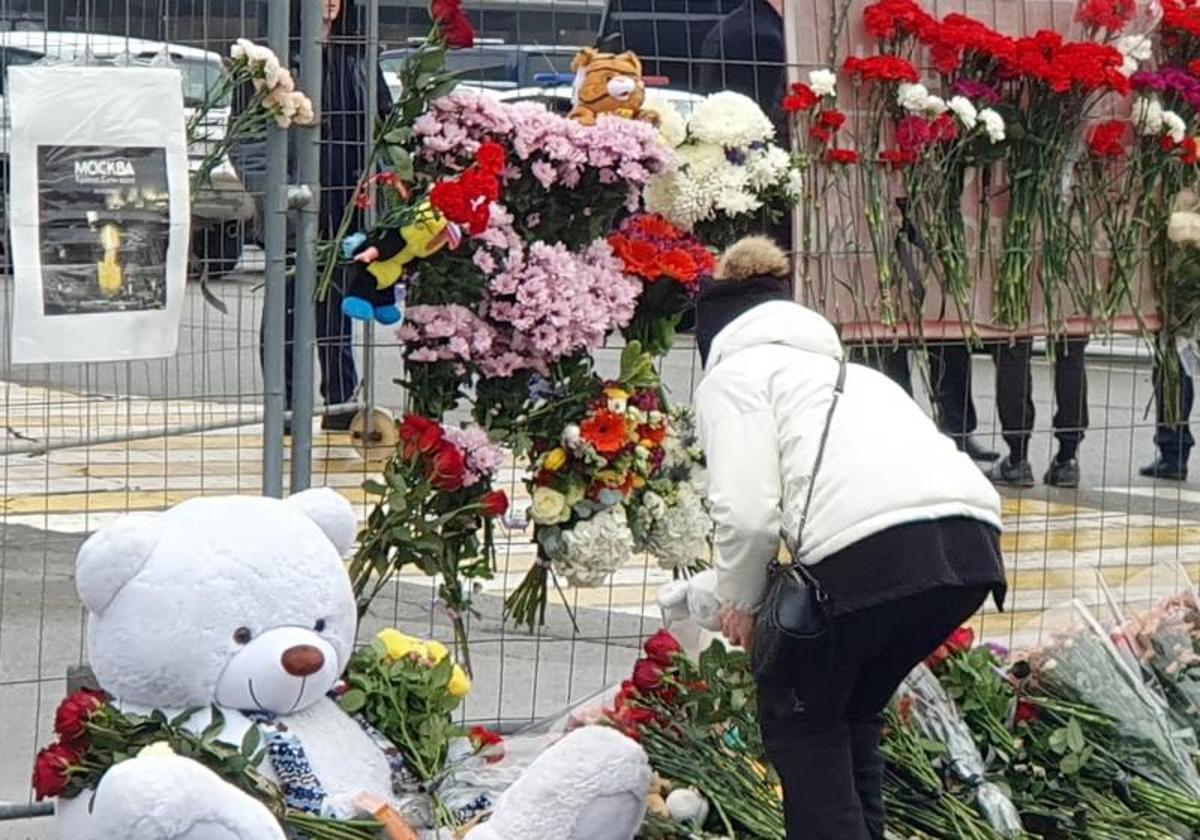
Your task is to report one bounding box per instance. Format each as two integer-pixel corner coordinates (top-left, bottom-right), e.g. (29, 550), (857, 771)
(362, 479), (387, 496)
(340, 688), (367, 714)
(388, 146), (414, 182)
(1065, 718), (1086, 753)
(240, 725), (261, 759)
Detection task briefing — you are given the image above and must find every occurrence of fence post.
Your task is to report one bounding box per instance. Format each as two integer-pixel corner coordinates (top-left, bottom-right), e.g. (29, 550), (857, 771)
(261, 0), (292, 498)
(290, 0), (324, 492)
(362, 0), (381, 429)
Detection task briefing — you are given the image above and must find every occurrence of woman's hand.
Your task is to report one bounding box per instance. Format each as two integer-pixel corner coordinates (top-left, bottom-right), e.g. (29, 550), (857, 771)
(719, 606), (756, 651)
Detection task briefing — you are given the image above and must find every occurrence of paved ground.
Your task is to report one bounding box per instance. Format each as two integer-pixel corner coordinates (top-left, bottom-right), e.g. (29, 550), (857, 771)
(3, 271), (1200, 835)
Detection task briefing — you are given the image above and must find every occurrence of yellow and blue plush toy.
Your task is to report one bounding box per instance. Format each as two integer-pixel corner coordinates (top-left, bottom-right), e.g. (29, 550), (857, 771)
(342, 202), (460, 325)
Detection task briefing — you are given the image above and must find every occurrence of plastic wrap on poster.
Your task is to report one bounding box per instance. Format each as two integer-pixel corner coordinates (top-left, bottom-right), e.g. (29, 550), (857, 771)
(898, 664), (1025, 836)
(7, 65), (190, 363)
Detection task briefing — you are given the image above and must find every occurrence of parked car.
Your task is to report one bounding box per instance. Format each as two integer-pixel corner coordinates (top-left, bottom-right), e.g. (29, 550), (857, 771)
(488, 75), (703, 117)
(0, 32), (254, 276)
(380, 40), (584, 99)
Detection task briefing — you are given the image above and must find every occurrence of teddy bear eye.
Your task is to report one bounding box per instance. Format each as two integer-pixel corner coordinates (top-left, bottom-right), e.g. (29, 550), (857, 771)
(314, 619), (327, 633)
(232, 627), (253, 645)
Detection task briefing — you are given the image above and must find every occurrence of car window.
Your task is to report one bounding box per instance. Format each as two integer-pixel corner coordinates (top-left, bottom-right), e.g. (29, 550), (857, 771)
(519, 50), (576, 85)
(172, 56), (229, 109)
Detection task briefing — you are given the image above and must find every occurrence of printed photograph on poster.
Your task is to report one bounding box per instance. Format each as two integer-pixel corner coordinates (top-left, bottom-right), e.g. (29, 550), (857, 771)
(38, 145), (170, 316)
(7, 65), (190, 364)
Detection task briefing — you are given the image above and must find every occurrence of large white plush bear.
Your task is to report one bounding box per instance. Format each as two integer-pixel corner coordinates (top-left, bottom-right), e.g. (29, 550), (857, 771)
(58, 489), (650, 840)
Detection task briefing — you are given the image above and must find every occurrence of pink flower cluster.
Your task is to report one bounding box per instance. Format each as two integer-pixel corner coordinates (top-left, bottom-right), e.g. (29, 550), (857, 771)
(442, 424), (507, 486)
(397, 304), (497, 370)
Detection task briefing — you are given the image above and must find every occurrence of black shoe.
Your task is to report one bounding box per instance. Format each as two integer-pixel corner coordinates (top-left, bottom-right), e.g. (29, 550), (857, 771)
(320, 411), (356, 432)
(956, 435), (1000, 462)
(1044, 458), (1080, 489)
(1140, 457), (1189, 482)
(986, 457), (1036, 488)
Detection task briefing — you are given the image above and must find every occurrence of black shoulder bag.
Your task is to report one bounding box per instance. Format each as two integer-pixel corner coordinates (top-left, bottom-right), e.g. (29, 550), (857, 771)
(751, 357), (847, 682)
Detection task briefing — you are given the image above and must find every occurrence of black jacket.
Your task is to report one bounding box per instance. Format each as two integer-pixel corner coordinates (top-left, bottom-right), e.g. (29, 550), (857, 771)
(697, 0), (787, 137)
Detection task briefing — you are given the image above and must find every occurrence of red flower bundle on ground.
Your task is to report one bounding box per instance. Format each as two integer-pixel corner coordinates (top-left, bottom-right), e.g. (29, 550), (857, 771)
(32, 742), (80, 801)
(54, 689), (106, 745)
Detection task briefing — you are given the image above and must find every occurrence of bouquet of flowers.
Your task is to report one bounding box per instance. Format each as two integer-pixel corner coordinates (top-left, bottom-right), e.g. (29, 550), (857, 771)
(33, 692), (381, 839)
(643, 91), (802, 248)
(348, 415), (509, 671)
(609, 213), (716, 355)
(1125, 588), (1200, 732)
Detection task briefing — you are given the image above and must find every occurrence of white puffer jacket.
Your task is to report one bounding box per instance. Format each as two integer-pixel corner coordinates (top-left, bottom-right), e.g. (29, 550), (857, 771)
(694, 300), (1003, 611)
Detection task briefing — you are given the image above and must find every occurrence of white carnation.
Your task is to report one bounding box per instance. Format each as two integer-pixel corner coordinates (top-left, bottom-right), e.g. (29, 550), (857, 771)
(1169, 210), (1200, 245)
(644, 91), (687, 149)
(808, 68), (838, 97)
(978, 108), (1005, 143)
(1117, 33), (1153, 62)
(689, 91), (775, 147)
(1134, 98), (1165, 135)
(557, 507), (635, 587)
(645, 484), (712, 572)
(897, 83), (930, 113)
(947, 96), (978, 130)
(1163, 110), (1188, 144)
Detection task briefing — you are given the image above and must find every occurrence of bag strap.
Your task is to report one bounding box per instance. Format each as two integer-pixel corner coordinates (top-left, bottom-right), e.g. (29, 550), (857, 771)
(787, 356), (848, 572)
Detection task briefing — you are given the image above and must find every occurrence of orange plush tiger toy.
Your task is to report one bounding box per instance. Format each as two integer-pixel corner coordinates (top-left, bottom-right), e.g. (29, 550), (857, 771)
(568, 48), (659, 127)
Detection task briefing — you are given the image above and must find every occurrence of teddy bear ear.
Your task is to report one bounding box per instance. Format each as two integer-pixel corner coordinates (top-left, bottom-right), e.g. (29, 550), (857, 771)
(285, 488), (357, 557)
(75, 514), (163, 614)
(571, 47), (598, 72)
(617, 51), (643, 74)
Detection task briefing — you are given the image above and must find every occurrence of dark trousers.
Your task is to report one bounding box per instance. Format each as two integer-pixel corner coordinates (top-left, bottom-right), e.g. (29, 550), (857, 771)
(850, 344), (977, 438)
(260, 269), (358, 411)
(757, 584), (990, 839)
(1155, 350), (1195, 465)
(994, 338), (1088, 462)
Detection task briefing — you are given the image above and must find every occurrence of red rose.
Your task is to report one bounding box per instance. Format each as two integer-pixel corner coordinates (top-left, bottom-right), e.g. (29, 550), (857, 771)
(643, 629), (682, 665)
(946, 625), (975, 653)
(429, 441), (467, 491)
(613, 679), (638, 711)
(1088, 120), (1127, 158)
(1015, 700), (1039, 724)
(400, 414), (444, 458)
(608, 704), (656, 739)
(430, 180), (469, 224)
(469, 725), (505, 762)
(431, 0), (475, 49)
(783, 83), (819, 112)
(31, 742), (80, 801)
(480, 490), (509, 518)
(824, 148), (860, 165)
(818, 110), (847, 131)
(631, 658), (664, 692)
(476, 141), (506, 176)
(54, 690), (106, 745)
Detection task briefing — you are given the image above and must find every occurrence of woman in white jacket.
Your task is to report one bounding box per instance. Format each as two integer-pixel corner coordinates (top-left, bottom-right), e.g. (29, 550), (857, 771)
(694, 237), (1007, 840)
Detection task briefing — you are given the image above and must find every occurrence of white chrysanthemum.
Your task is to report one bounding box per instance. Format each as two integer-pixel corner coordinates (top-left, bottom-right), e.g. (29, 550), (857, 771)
(645, 91), (687, 149)
(948, 96), (978, 130)
(1169, 210), (1200, 245)
(557, 507), (635, 587)
(1134, 98), (1165, 135)
(689, 91), (775, 147)
(897, 83), (930, 113)
(745, 145), (791, 191)
(1163, 110), (1188, 144)
(808, 68), (838, 97)
(646, 485), (712, 572)
(978, 108), (1005, 143)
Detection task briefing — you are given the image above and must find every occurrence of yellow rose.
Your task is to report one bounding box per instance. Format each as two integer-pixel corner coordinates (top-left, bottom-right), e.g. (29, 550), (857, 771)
(425, 639), (449, 663)
(530, 486), (570, 525)
(543, 448), (568, 472)
(138, 741), (176, 758)
(377, 628), (424, 661)
(448, 664), (472, 698)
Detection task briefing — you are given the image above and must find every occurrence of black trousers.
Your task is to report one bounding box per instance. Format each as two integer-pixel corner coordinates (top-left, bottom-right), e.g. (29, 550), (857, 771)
(993, 338), (1088, 461)
(850, 344), (978, 438)
(757, 584), (990, 840)
(1154, 348), (1195, 465)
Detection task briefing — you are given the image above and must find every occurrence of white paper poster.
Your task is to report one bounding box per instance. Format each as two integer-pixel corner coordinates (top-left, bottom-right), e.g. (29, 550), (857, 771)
(8, 66), (190, 364)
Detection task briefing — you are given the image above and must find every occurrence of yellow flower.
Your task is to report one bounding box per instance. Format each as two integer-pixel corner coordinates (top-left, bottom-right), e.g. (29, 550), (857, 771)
(425, 639), (449, 663)
(543, 448), (568, 472)
(377, 628), (425, 661)
(632, 476), (646, 489)
(448, 664), (472, 698)
(595, 469), (622, 486)
(138, 741), (176, 758)
(530, 486), (571, 525)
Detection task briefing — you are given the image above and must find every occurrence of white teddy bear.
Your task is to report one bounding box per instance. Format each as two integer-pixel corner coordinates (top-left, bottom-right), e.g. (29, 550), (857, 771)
(57, 489), (650, 840)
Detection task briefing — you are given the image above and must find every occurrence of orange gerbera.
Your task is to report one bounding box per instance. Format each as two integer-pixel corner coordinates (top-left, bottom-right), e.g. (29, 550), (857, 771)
(581, 409), (632, 455)
(610, 235), (662, 279)
(631, 214), (681, 241)
(656, 249), (699, 283)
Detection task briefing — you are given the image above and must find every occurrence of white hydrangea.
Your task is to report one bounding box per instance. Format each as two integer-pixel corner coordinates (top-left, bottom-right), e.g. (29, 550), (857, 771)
(689, 91), (775, 148)
(947, 96), (978, 130)
(644, 91), (687, 149)
(1134, 98), (1165, 135)
(808, 68), (838, 97)
(1163, 110), (1188, 144)
(745, 145), (791, 191)
(978, 108), (1006, 143)
(557, 506), (635, 587)
(645, 484), (712, 572)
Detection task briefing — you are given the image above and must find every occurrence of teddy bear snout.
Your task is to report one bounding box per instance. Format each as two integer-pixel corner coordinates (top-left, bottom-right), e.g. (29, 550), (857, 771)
(281, 645), (325, 677)
(607, 76), (636, 100)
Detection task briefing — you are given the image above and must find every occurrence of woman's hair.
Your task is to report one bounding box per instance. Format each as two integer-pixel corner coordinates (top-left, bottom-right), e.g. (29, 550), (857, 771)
(288, 0), (359, 48)
(715, 236), (790, 282)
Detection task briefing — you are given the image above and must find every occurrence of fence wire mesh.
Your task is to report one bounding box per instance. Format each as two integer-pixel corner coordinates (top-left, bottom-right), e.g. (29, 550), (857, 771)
(0, 0), (1195, 835)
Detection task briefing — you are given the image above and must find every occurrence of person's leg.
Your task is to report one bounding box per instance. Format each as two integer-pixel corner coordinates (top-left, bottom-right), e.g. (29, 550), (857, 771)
(850, 344), (912, 396)
(316, 266), (359, 428)
(1148, 349), (1195, 478)
(1046, 337), (1088, 487)
(849, 717), (886, 840)
(932, 343), (997, 462)
(989, 339), (1036, 485)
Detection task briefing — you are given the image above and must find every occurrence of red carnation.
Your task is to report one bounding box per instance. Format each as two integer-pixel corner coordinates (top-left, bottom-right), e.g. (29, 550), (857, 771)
(430, 180), (469, 224)
(818, 110), (847, 131)
(809, 125), (834, 144)
(783, 82), (820, 112)
(1076, 0), (1135, 33)
(400, 414), (444, 459)
(824, 148), (860, 164)
(1088, 119), (1127, 158)
(31, 742), (80, 801)
(643, 629), (682, 665)
(931, 113), (958, 143)
(843, 54), (920, 84)
(880, 148), (918, 169)
(1183, 136), (1199, 165)
(608, 704), (656, 739)
(896, 115), (933, 152)
(631, 658), (665, 692)
(429, 441), (467, 491)
(54, 690), (106, 745)
(931, 41), (962, 75)
(480, 490), (509, 518)
(475, 141), (506, 176)
(1190, 59), (1200, 78)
